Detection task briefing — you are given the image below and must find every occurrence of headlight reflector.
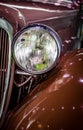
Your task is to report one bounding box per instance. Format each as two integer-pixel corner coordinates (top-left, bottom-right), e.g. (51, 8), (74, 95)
(13, 24), (62, 74)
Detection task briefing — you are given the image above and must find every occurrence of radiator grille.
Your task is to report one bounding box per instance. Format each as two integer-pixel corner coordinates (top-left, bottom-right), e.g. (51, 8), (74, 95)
(0, 28), (9, 105)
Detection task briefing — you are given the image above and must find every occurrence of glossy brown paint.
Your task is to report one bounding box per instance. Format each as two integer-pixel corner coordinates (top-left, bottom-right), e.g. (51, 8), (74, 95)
(0, 4), (26, 33)
(0, 1), (82, 129)
(3, 49), (83, 130)
(0, 2), (79, 52)
(0, 2), (78, 25)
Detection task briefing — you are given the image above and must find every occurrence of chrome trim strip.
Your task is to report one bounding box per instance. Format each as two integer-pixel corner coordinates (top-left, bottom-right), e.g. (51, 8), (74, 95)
(0, 18), (13, 118)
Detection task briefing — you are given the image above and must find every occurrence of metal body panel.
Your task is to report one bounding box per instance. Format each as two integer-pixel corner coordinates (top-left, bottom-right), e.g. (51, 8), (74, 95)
(0, 1), (79, 52)
(0, 1), (82, 129)
(3, 49), (83, 130)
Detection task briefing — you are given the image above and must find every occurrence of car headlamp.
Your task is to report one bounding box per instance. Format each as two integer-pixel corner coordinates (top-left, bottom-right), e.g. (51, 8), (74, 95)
(13, 23), (62, 75)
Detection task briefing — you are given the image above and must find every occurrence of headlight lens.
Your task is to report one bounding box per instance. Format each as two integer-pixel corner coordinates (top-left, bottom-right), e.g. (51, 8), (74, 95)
(13, 24), (62, 74)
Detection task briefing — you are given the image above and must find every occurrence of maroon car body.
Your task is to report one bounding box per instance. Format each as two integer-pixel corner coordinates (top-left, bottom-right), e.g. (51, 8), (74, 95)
(0, 0), (83, 130)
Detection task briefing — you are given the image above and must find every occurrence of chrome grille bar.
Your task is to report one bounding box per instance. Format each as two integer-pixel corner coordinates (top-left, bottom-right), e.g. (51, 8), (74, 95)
(0, 18), (13, 120)
(0, 28), (9, 105)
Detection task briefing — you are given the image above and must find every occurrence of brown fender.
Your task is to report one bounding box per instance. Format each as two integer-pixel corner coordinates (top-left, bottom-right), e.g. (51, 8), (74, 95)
(3, 49), (83, 130)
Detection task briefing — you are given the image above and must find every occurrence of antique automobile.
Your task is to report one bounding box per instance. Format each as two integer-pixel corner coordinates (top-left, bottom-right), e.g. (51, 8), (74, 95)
(0, 0), (83, 129)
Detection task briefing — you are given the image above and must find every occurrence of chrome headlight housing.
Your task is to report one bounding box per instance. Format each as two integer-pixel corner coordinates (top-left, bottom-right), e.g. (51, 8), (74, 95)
(12, 23), (62, 75)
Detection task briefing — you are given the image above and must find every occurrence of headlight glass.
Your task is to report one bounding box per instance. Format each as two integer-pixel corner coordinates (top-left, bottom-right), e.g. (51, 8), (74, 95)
(13, 24), (62, 74)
